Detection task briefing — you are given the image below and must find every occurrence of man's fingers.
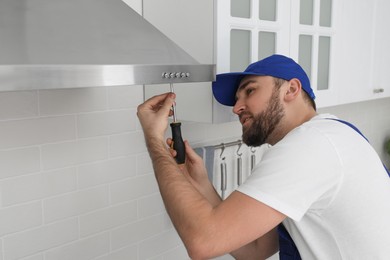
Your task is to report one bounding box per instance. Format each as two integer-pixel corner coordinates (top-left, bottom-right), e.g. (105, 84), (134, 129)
(159, 92), (176, 116)
(137, 92), (175, 114)
(184, 140), (201, 163)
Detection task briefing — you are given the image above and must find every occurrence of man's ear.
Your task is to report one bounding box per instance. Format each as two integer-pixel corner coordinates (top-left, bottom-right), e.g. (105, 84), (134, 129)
(284, 78), (302, 102)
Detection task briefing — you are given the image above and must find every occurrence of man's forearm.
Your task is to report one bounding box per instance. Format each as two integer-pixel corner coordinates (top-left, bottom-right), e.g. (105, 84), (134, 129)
(145, 137), (214, 249)
(203, 185), (222, 207)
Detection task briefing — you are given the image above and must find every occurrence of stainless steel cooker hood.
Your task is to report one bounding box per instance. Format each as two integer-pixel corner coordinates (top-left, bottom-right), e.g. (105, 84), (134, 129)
(0, 0), (215, 91)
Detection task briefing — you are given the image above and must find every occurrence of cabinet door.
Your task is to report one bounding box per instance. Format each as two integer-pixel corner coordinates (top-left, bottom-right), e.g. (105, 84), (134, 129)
(372, 0), (390, 98)
(333, 0), (376, 105)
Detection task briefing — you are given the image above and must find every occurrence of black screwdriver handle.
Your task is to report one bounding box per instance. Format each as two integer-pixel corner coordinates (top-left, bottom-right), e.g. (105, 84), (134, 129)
(170, 122), (185, 164)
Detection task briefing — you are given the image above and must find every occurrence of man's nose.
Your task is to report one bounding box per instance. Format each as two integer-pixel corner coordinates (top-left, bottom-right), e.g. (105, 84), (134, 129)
(233, 99), (245, 115)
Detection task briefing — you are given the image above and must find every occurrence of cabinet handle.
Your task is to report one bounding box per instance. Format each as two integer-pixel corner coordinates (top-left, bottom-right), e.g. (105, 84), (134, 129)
(373, 88), (384, 93)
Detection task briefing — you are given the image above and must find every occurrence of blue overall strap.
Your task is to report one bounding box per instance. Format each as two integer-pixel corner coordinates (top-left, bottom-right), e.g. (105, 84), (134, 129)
(277, 118), (390, 260)
(330, 118), (368, 141)
(278, 224), (302, 260)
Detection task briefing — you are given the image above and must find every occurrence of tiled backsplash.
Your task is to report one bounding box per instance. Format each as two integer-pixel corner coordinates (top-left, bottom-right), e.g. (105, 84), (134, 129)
(0, 86), (389, 259)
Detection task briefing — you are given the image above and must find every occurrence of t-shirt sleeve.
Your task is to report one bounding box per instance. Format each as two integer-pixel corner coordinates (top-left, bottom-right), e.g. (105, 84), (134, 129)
(236, 126), (344, 221)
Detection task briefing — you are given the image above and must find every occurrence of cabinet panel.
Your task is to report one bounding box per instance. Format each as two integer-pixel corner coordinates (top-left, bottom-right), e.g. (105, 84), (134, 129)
(259, 0), (277, 21)
(298, 34), (313, 81)
(317, 36), (331, 91)
(231, 0), (250, 18)
(231, 29), (251, 71)
(319, 0), (332, 27)
(258, 31), (276, 59)
(300, 0), (314, 25)
(372, 0), (390, 98)
(334, 0), (376, 105)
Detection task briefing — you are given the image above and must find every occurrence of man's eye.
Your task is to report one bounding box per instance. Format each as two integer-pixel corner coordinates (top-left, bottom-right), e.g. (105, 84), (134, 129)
(246, 88), (254, 95)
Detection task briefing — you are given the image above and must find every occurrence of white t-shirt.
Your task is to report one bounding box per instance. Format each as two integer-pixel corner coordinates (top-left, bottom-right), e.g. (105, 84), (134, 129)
(237, 114), (390, 259)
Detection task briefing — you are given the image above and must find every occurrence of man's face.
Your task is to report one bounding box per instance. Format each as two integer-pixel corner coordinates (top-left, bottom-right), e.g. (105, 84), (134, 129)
(233, 76), (285, 146)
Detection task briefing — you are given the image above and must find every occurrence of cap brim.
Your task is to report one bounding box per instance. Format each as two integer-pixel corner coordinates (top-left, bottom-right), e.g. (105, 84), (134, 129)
(212, 72), (266, 106)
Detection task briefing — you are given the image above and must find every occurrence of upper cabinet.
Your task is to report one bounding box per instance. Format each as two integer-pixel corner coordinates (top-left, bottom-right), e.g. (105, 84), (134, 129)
(372, 0), (390, 99)
(139, 0), (389, 123)
(333, 0), (377, 105)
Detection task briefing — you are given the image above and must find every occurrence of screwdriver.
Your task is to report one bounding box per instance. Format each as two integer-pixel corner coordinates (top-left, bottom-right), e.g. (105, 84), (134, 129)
(169, 83), (185, 164)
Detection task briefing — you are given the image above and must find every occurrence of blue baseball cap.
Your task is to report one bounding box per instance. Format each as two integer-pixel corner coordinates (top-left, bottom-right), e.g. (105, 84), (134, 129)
(212, 54), (315, 106)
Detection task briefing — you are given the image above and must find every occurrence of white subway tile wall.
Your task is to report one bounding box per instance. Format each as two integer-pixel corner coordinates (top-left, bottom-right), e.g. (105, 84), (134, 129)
(0, 85), (389, 260)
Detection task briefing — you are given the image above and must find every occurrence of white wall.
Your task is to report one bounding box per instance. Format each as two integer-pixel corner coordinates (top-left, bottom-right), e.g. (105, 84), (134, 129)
(0, 85), (389, 260)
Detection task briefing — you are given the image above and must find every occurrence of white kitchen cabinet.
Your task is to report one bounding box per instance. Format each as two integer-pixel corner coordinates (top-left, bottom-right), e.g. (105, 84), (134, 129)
(220, 0), (387, 109)
(316, 0), (390, 106)
(372, 0), (390, 99)
(333, 0), (377, 105)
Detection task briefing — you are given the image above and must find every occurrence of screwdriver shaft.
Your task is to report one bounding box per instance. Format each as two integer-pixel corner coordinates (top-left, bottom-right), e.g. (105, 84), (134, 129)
(170, 83), (177, 122)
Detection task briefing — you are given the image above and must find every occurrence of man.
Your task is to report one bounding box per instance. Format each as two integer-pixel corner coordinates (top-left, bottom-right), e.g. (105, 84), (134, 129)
(137, 54), (390, 259)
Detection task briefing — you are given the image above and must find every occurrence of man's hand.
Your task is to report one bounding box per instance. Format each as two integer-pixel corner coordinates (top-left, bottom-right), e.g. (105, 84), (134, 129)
(167, 138), (222, 207)
(167, 139), (208, 186)
(137, 92), (175, 141)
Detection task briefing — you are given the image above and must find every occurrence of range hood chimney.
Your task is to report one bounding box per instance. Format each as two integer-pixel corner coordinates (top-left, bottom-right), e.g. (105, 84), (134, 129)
(0, 0), (215, 91)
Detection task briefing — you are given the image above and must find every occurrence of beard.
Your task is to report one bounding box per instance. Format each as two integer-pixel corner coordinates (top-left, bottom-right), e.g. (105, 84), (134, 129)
(241, 89), (285, 147)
